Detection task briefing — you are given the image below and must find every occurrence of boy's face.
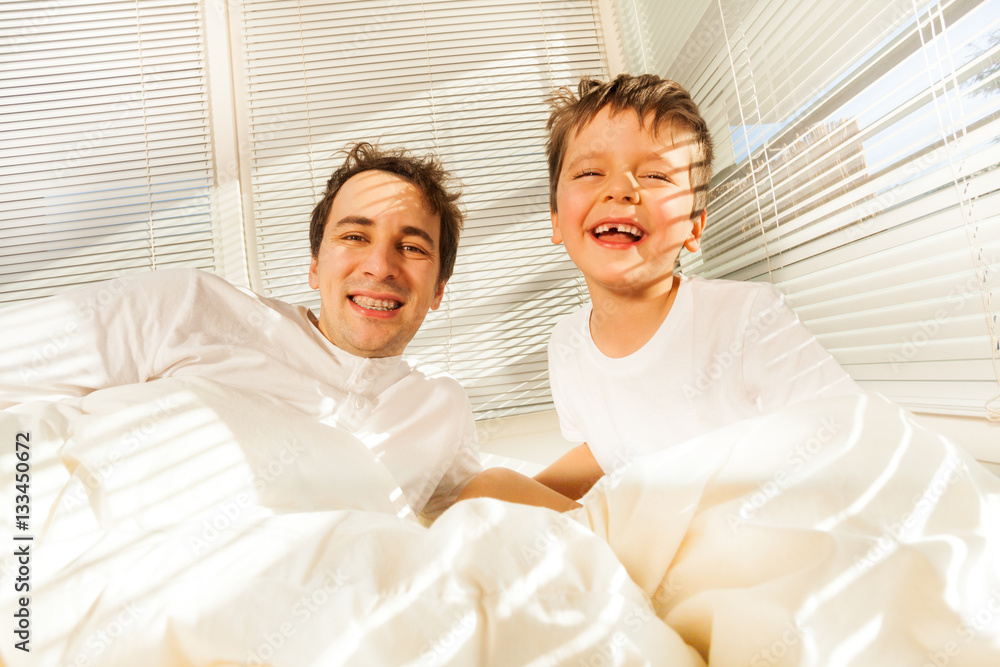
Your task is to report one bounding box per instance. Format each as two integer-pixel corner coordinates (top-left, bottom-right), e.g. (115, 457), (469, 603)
(551, 107), (705, 299)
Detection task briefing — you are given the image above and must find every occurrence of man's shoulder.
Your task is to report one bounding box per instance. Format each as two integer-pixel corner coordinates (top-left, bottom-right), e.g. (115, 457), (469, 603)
(118, 268), (246, 300)
(399, 358), (471, 402)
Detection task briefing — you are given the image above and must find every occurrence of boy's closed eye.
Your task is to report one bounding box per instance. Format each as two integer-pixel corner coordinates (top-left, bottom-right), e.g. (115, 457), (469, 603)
(641, 171), (671, 182)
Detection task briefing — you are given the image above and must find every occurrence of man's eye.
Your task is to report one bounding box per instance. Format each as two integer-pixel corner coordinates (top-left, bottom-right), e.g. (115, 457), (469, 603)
(343, 233), (366, 242)
(402, 244), (427, 255)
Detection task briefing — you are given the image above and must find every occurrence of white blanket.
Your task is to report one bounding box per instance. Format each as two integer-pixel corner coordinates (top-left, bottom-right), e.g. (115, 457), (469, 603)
(1, 379), (998, 666)
(574, 393), (1000, 666)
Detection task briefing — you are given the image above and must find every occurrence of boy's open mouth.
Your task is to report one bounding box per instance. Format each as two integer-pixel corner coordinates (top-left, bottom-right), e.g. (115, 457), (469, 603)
(350, 295), (402, 311)
(591, 222), (644, 244)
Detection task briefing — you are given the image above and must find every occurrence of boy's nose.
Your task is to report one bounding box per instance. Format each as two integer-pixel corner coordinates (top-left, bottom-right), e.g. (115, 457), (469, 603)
(604, 172), (640, 204)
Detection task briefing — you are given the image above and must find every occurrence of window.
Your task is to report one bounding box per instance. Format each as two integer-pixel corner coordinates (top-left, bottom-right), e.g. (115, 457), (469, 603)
(610, 0), (1000, 418)
(1, 0), (609, 419)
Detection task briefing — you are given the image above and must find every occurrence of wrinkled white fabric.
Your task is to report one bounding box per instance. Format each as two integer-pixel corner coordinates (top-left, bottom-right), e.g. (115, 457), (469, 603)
(0, 378), (699, 667)
(571, 393), (1000, 666)
(0, 269), (480, 516)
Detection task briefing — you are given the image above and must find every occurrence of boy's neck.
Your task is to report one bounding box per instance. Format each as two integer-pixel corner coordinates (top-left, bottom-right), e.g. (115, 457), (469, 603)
(587, 274), (681, 358)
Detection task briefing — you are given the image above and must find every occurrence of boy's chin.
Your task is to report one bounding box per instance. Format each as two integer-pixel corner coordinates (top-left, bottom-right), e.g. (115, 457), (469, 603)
(584, 268), (676, 297)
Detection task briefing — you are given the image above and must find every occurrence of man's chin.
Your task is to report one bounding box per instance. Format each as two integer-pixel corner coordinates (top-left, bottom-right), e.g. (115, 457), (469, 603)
(336, 328), (411, 358)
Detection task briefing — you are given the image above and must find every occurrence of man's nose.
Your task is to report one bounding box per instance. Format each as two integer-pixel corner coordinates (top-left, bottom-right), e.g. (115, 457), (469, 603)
(358, 241), (400, 281)
(603, 172), (640, 204)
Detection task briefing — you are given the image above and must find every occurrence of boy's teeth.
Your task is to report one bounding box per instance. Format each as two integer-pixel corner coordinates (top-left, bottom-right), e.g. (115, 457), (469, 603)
(593, 223), (643, 238)
(351, 295), (401, 311)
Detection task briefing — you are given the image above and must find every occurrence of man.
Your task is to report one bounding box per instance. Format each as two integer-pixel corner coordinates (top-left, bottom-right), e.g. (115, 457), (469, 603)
(0, 142), (481, 518)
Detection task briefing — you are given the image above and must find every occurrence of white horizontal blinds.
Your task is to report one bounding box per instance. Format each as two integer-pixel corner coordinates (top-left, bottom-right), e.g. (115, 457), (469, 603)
(0, 0), (216, 307)
(240, 0), (440, 306)
(627, 0), (1000, 416)
(611, 0), (707, 79)
(240, 0), (604, 418)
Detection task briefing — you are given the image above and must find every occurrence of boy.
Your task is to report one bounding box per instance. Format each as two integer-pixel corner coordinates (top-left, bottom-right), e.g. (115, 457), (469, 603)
(458, 74), (861, 510)
(532, 73), (863, 501)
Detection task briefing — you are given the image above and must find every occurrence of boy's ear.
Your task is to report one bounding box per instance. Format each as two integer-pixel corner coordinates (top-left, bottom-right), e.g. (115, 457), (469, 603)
(684, 210), (706, 253)
(550, 210), (563, 245)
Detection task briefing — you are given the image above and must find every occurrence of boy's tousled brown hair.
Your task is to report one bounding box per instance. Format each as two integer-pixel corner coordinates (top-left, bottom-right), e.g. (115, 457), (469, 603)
(545, 74), (714, 217)
(309, 142), (464, 284)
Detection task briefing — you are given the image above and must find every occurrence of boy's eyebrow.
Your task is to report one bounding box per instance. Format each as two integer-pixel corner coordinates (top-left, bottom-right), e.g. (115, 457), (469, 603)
(565, 149), (684, 169)
(563, 150), (605, 169)
(333, 215), (436, 248)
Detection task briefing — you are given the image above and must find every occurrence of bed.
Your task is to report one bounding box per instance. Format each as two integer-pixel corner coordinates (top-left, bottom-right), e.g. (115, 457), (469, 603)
(2, 375), (999, 665)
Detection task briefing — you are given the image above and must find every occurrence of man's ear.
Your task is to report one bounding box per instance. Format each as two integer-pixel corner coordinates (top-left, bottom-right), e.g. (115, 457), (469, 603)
(431, 280), (446, 310)
(308, 255), (319, 289)
(684, 209), (706, 253)
(551, 209), (563, 245)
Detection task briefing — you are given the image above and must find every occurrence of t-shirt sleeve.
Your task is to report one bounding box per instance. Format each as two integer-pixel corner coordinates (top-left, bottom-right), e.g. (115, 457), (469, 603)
(0, 271), (190, 408)
(742, 284), (863, 413)
(547, 321), (586, 443)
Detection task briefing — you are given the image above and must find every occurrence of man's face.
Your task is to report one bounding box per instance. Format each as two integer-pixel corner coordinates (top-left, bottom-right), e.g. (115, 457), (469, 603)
(309, 170), (445, 358)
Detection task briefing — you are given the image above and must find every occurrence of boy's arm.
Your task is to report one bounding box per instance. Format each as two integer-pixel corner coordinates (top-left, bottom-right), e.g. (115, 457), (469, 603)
(457, 467), (581, 512)
(532, 443), (605, 501)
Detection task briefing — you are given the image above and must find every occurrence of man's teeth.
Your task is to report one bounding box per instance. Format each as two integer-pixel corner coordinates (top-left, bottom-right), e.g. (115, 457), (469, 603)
(351, 295), (401, 311)
(592, 222), (643, 238)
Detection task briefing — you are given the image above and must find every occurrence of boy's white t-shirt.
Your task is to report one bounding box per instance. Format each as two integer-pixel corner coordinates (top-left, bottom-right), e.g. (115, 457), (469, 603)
(547, 275), (863, 473)
(1, 269), (481, 517)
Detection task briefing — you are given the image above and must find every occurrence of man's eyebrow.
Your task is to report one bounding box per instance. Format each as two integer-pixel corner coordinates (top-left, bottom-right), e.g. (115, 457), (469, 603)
(333, 215), (373, 229)
(401, 225), (436, 249)
(332, 216), (435, 249)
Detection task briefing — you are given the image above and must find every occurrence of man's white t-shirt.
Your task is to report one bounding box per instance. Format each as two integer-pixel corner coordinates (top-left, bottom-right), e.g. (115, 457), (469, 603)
(2, 269), (480, 517)
(548, 275), (863, 473)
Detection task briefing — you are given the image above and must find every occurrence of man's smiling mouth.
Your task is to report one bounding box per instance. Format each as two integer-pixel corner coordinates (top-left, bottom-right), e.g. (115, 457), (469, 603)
(350, 295), (402, 311)
(591, 222), (644, 243)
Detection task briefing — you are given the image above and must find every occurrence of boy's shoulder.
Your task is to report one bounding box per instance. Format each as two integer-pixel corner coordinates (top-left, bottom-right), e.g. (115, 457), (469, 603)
(683, 274), (778, 299)
(549, 303), (590, 343)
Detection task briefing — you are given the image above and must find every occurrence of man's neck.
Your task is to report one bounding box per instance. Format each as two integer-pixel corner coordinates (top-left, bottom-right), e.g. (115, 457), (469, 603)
(587, 274), (681, 359)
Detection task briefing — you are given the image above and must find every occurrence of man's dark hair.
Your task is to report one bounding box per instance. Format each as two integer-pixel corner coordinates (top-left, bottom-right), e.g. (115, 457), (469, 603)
(309, 142), (464, 284)
(546, 74), (714, 217)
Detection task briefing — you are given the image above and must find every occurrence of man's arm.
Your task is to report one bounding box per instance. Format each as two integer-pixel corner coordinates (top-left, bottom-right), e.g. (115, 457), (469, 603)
(456, 467), (581, 512)
(532, 443), (605, 500)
